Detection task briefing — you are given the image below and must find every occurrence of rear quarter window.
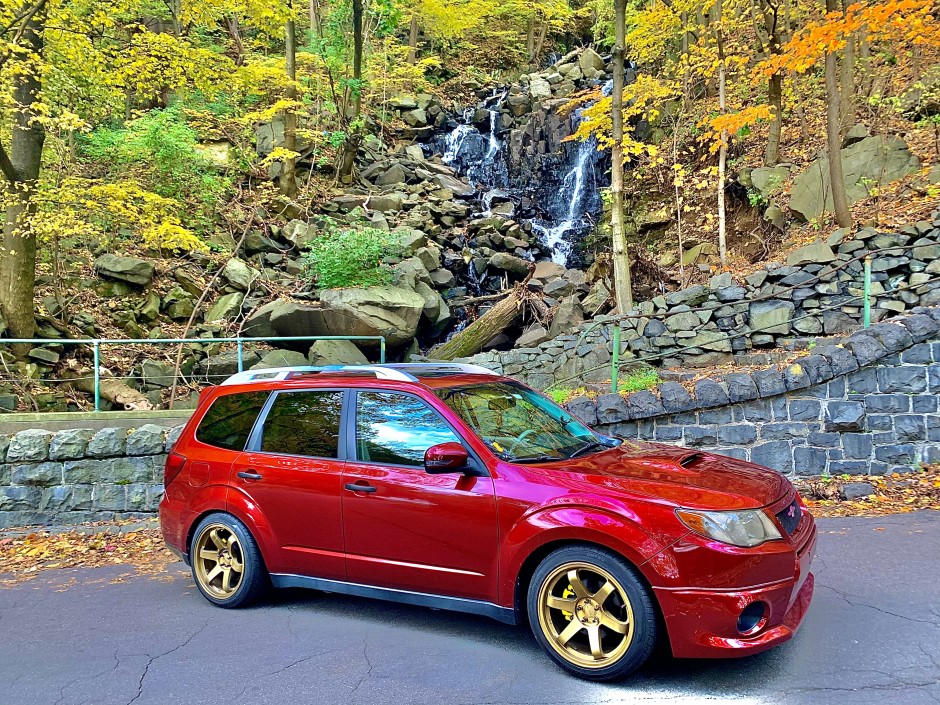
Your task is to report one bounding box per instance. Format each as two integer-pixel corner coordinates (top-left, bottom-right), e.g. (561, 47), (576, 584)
(195, 391), (269, 451)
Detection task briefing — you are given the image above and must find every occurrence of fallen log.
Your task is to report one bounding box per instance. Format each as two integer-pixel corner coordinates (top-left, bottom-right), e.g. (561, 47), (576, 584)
(430, 262), (541, 360)
(62, 363), (154, 411)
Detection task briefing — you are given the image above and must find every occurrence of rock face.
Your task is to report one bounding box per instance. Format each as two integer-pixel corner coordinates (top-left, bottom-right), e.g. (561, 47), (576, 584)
(790, 136), (920, 222)
(317, 287), (426, 347)
(94, 255), (154, 287)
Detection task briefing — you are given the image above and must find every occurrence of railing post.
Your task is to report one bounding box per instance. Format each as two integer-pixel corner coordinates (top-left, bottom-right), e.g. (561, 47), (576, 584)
(236, 338), (244, 372)
(863, 255), (872, 328)
(380, 337), (386, 364)
(93, 340), (101, 412)
(611, 324), (620, 394)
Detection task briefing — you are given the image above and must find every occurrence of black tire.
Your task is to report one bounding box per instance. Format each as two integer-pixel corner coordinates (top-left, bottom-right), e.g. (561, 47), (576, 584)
(526, 545), (658, 681)
(189, 512), (268, 608)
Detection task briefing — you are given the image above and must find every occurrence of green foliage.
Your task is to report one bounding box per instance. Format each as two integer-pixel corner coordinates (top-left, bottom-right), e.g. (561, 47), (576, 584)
(746, 187), (766, 208)
(80, 106), (232, 231)
(617, 368), (660, 394)
(301, 219), (403, 289)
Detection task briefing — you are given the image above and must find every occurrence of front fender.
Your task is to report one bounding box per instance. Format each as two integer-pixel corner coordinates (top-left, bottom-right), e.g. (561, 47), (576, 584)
(498, 504), (677, 608)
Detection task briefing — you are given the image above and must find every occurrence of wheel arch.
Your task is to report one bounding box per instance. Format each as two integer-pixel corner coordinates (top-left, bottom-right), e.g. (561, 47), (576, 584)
(511, 538), (663, 629)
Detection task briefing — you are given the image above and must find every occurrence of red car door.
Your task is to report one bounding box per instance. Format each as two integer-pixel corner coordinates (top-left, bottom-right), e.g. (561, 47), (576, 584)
(342, 389), (499, 602)
(229, 389), (347, 580)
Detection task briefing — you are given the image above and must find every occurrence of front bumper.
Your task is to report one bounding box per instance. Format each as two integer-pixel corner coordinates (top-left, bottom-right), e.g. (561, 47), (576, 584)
(656, 519), (817, 658)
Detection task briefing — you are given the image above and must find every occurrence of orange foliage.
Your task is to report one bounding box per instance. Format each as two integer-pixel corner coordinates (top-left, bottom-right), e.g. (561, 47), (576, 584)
(757, 0), (940, 77)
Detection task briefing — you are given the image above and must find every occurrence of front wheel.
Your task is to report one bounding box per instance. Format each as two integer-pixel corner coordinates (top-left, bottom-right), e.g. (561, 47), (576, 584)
(527, 546), (657, 681)
(190, 512), (267, 608)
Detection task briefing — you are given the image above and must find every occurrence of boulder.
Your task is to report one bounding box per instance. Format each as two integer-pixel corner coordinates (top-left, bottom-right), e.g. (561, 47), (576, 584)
(367, 192), (405, 212)
(242, 299), (323, 339)
(786, 241), (836, 267)
(205, 292), (244, 322)
(750, 166), (789, 198)
(529, 77), (552, 100)
(162, 287), (195, 320)
(516, 324), (550, 348)
(282, 220), (316, 249)
(548, 296), (584, 337)
(375, 163), (407, 186)
(222, 258), (259, 291)
(251, 350), (309, 370)
(431, 173), (475, 198)
(488, 253), (532, 276)
(578, 48), (605, 73)
(789, 136), (920, 222)
(94, 255), (154, 287)
(195, 350), (262, 378)
(534, 261), (566, 281)
(900, 65), (940, 118)
(402, 108), (428, 127)
(318, 286), (426, 347)
(308, 339), (369, 366)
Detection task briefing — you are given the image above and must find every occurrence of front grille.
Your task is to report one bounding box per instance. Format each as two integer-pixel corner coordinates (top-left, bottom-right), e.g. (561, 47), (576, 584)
(776, 499), (802, 535)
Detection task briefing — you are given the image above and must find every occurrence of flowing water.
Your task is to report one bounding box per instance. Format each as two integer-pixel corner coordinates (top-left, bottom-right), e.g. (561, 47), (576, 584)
(435, 82), (612, 266)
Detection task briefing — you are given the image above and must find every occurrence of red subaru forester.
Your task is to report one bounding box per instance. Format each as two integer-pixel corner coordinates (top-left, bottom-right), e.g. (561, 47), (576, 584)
(160, 363), (816, 681)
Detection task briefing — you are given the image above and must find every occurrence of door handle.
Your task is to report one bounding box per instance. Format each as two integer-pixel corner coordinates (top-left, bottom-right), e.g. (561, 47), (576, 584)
(237, 471), (263, 480)
(344, 482), (376, 493)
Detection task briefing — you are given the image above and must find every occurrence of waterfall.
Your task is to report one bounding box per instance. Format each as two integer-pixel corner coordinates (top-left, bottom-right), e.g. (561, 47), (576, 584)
(434, 80), (613, 266)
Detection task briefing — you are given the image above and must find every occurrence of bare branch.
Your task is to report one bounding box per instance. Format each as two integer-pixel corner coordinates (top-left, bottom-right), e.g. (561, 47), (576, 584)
(0, 140), (18, 183)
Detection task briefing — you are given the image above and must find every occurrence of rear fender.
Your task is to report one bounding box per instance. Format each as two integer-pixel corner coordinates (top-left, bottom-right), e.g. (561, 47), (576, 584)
(224, 485), (284, 573)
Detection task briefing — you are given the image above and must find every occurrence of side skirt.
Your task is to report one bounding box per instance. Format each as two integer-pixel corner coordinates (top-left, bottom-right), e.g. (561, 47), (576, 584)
(270, 573), (518, 625)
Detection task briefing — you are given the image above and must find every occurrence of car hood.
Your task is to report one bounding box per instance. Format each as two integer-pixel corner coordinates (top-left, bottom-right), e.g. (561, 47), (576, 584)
(534, 441), (790, 511)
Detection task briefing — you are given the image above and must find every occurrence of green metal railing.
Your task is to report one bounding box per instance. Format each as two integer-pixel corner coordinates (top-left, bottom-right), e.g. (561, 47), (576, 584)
(0, 335), (386, 411)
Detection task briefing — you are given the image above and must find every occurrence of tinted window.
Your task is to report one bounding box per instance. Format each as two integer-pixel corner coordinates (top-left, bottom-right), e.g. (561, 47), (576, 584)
(261, 391), (344, 458)
(356, 392), (459, 466)
(196, 391), (269, 451)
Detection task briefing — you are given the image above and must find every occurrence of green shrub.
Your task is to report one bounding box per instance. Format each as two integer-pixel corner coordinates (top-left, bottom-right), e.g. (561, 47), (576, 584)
(301, 219), (403, 289)
(617, 368), (661, 394)
(81, 106), (232, 231)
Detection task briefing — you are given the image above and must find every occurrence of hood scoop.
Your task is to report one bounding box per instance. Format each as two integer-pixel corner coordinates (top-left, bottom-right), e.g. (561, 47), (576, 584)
(678, 452), (704, 469)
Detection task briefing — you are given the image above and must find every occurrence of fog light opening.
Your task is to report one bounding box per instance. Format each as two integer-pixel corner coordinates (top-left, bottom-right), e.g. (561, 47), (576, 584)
(737, 602), (768, 635)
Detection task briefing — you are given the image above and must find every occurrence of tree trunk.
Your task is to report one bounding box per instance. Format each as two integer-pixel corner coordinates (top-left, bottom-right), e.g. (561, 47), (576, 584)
(63, 365), (154, 411)
(0, 7), (45, 341)
(429, 287), (529, 360)
(839, 29), (856, 135)
(825, 0), (853, 228)
(759, 0), (783, 165)
(279, 16), (297, 196)
(526, 17), (535, 65)
(533, 19), (548, 66)
(680, 11), (690, 105)
(716, 3), (728, 266)
(610, 0), (633, 312)
(338, 0), (363, 183)
(858, 26), (873, 96)
(408, 13), (418, 64)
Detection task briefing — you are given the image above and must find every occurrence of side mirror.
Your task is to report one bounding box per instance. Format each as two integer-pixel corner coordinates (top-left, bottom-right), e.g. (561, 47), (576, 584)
(424, 442), (470, 474)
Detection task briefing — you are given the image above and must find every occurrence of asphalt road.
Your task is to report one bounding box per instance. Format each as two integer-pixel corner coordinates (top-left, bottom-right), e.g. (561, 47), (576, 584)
(2, 511), (938, 705)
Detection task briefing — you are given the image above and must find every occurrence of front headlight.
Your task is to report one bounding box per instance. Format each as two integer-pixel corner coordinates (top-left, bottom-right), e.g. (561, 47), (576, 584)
(676, 508), (782, 547)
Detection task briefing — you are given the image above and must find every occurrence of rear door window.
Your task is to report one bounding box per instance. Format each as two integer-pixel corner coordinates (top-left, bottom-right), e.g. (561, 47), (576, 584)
(260, 391), (344, 458)
(196, 391), (269, 451)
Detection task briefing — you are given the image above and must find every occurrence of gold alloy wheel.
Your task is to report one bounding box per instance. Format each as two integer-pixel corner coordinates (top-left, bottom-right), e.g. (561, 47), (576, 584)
(536, 562), (634, 669)
(193, 523), (244, 599)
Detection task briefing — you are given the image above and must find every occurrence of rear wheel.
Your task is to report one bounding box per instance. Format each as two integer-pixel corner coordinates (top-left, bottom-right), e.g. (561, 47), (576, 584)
(527, 546), (657, 681)
(190, 513), (267, 608)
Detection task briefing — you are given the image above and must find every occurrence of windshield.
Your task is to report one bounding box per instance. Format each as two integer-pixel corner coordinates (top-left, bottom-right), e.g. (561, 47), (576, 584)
(435, 382), (605, 462)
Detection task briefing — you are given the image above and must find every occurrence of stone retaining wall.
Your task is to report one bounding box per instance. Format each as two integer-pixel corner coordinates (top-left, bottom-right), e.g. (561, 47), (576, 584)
(0, 424), (182, 529)
(563, 310), (940, 477)
(462, 213), (940, 390)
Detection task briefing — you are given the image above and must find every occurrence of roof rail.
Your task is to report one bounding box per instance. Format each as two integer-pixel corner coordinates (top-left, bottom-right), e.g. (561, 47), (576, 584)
(385, 363), (498, 376)
(220, 365), (418, 386)
(220, 362), (499, 387)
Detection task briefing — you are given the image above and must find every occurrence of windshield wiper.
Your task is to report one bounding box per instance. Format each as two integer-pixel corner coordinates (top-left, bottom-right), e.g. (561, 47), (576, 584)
(568, 440), (607, 459)
(513, 454), (565, 464)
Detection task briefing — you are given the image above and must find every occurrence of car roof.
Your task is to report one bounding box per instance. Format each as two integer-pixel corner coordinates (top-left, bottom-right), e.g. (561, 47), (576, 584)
(210, 364), (514, 395)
